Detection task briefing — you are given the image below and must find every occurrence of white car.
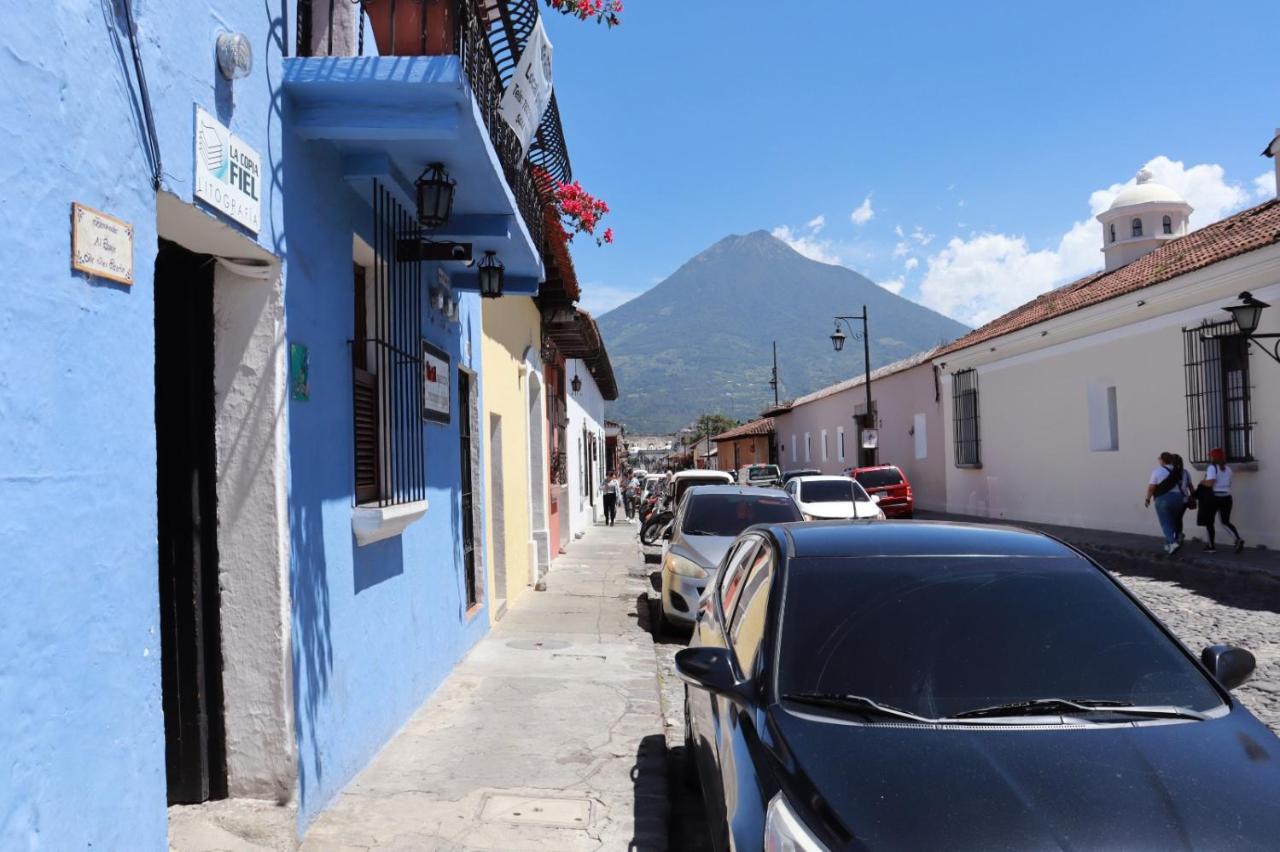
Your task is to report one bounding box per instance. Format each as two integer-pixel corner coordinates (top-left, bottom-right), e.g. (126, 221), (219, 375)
(784, 475), (885, 521)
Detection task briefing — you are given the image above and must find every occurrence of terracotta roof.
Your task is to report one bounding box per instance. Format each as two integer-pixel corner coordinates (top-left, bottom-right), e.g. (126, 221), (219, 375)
(711, 417), (774, 442)
(939, 199), (1280, 357)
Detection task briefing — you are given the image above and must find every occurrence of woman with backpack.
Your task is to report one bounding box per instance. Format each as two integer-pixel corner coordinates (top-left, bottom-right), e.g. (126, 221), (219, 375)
(1197, 448), (1244, 553)
(1145, 452), (1185, 555)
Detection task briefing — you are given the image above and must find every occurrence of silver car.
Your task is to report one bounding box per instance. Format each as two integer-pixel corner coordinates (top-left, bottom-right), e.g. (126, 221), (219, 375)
(658, 485), (802, 632)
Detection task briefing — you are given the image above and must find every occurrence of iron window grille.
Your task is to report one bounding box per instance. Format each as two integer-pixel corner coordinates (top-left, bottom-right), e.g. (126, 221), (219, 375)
(1183, 320), (1254, 464)
(352, 180), (428, 507)
(952, 369), (981, 468)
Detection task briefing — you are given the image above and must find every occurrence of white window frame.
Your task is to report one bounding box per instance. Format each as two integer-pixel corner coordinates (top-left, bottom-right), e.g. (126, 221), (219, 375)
(790, 434), (797, 463)
(837, 426), (845, 462)
(804, 432), (811, 463)
(820, 429), (829, 462)
(913, 413), (928, 460)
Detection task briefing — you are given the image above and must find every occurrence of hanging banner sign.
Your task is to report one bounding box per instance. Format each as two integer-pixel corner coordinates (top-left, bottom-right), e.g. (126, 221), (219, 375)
(194, 106), (262, 233)
(497, 17), (553, 157)
(422, 340), (452, 424)
(70, 202), (133, 285)
(861, 429), (879, 450)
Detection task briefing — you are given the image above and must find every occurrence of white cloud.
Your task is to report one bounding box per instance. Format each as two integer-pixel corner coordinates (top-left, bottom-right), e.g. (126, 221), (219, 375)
(771, 223), (843, 265)
(578, 282), (645, 317)
(1254, 171), (1275, 200)
(894, 225), (905, 238)
(879, 278), (905, 295)
(918, 155), (1264, 327)
(851, 195), (875, 226)
(806, 214), (827, 232)
(910, 226), (934, 246)
(904, 257), (919, 271)
(892, 241), (910, 258)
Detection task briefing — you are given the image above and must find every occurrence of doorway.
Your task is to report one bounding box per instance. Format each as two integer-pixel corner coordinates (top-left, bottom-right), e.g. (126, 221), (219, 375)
(154, 239), (227, 804)
(488, 413), (507, 615)
(459, 369), (479, 608)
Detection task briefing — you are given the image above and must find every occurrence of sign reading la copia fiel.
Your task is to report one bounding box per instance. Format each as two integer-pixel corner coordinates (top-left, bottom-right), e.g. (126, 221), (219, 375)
(71, 202), (133, 285)
(498, 17), (553, 157)
(194, 106), (261, 232)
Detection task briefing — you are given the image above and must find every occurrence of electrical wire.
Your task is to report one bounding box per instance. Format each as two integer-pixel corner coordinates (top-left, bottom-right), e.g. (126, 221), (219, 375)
(119, 0), (163, 189)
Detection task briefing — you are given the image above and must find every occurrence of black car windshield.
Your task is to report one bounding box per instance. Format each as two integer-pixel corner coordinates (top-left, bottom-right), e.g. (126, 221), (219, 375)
(682, 493), (800, 537)
(675, 477), (729, 503)
(748, 466), (779, 480)
(801, 481), (869, 503)
(854, 468), (903, 488)
(778, 556), (1222, 719)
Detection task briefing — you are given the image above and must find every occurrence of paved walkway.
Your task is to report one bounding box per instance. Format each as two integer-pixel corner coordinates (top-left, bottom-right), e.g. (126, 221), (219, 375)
(301, 522), (669, 851)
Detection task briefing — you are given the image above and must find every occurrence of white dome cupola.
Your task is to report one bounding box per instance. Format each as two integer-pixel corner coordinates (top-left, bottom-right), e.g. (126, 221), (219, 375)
(1096, 168), (1193, 271)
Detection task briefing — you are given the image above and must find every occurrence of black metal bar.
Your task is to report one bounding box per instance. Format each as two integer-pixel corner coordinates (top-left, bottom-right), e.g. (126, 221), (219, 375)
(297, 0), (313, 56)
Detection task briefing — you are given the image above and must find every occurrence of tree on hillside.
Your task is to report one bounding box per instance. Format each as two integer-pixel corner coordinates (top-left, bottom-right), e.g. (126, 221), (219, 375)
(694, 413), (739, 441)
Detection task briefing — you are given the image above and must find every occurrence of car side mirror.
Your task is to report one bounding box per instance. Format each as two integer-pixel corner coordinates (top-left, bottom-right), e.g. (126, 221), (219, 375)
(869, 494), (881, 504)
(1202, 644), (1255, 690)
(675, 647), (750, 705)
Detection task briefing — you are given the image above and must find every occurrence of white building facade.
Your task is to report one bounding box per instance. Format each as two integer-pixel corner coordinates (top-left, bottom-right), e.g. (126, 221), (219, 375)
(939, 150), (1280, 549)
(565, 357), (609, 537)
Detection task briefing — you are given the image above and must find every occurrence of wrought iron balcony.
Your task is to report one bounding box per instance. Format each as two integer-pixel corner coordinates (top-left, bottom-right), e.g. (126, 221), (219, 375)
(295, 0), (571, 253)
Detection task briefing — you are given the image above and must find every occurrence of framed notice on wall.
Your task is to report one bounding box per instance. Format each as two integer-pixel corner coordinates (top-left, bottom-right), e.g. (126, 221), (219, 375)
(422, 340), (451, 424)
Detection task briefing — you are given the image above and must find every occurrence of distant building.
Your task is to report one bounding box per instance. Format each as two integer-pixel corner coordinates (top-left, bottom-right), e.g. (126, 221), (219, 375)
(935, 135), (1280, 548)
(711, 418), (776, 473)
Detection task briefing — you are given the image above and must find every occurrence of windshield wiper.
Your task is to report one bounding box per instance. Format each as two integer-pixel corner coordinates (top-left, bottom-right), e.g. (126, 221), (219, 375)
(783, 693), (936, 724)
(949, 698), (1208, 721)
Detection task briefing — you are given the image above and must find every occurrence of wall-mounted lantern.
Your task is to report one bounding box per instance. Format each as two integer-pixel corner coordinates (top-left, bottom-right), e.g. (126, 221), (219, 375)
(216, 32), (253, 80)
(1222, 291), (1280, 364)
(415, 163), (455, 229)
(478, 251), (505, 298)
(571, 370), (582, 393)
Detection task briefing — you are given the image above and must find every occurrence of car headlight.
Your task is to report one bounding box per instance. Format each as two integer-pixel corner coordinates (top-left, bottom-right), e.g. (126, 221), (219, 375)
(764, 794), (829, 852)
(664, 552), (708, 579)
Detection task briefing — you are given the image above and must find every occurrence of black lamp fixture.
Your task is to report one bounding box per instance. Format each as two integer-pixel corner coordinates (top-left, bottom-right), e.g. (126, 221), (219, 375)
(1223, 291), (1280, 364)
(830, 323), (847, 352)
(478, 250), (505, 298)
(415, 163), (455, 229)
(571, 370), (582, 393)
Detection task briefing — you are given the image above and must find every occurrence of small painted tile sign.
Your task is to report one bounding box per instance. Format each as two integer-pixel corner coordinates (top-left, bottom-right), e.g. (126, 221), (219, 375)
(71, 202), (133, 285)
(290, 343), (310, 401)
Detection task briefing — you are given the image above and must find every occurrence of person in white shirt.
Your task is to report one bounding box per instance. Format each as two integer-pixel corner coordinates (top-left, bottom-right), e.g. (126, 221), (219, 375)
(1198, 448), (1243, 553)
(1145, 452), (1185, 555)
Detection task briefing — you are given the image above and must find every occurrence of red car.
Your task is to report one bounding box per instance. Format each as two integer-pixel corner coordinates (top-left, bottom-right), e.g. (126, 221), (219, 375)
(847, 464), (914, 518)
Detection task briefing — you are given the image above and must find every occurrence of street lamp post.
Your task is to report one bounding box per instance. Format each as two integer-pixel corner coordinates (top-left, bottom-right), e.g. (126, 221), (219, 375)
(830, 306), (875, 466)
(1223, 291), (1280, 364)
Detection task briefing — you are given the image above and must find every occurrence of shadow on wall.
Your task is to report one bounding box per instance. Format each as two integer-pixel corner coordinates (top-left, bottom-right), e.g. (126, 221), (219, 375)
(290, 499), (332, 806)
(351, 532), (404, 595)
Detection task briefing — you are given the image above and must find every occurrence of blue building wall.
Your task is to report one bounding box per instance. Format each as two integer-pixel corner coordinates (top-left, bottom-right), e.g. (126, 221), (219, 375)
(1, 0), (498, 843)
(0, 2), (285, 849)
(282, 100), (490, 831)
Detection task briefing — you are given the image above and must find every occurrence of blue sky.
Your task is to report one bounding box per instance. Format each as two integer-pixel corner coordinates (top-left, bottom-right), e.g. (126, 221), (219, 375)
(542, 1), (1279, 326)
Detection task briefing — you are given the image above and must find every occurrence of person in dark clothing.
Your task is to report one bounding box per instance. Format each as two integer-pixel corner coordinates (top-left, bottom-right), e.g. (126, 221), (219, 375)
(1198, 448), (1244, 553)
(602, 476), (620, 526)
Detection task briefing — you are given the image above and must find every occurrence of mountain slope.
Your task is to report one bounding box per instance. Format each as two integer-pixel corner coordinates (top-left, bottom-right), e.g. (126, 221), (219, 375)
(597, 231), (969, 434)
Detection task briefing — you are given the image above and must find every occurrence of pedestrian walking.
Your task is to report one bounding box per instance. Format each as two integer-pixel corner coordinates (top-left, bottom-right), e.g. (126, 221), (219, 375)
(602, 475), (621, 526)
(1145, 452), (1185, 555)
(1197, 448), (1244, 553)
(1172, 453), (1194, 544)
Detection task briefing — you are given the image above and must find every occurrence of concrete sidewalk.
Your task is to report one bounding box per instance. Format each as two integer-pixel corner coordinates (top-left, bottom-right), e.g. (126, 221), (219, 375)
(300, 522), (669, 851)
(917, 511), (1279, 584)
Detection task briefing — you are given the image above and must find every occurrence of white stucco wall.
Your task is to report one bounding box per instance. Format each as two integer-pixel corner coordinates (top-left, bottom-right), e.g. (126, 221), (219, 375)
(773, 361), (948, 512)
(940, 254), (1280, 549)
(565, 359), (606, 538)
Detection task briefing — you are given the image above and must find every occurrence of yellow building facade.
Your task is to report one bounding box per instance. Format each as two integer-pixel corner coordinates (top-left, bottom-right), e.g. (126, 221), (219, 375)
(481, 296), (548, 622)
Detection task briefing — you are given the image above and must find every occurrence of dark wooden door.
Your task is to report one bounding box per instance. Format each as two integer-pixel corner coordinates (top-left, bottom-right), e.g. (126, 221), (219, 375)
(154, 239), (227, 804)
(459, 370), (478, 607)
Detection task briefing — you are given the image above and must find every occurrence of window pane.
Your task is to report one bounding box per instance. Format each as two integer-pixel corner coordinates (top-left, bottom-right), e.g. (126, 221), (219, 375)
(778, 557), (1223, 719)
(719, 538), (759, 616)
(853, 468), (903, 488)
(801, 480), (868, 503)
(683, 494), (800, 538)
(730, 547), (775, 676)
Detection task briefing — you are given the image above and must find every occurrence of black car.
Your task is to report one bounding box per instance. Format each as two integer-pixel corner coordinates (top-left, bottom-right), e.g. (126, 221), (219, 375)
(678, 521), (1278, 851)
(780, 468), (821, 486)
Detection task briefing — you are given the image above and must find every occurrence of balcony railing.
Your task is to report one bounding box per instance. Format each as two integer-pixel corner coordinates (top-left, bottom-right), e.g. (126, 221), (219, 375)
(295, 0), (570, 251)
